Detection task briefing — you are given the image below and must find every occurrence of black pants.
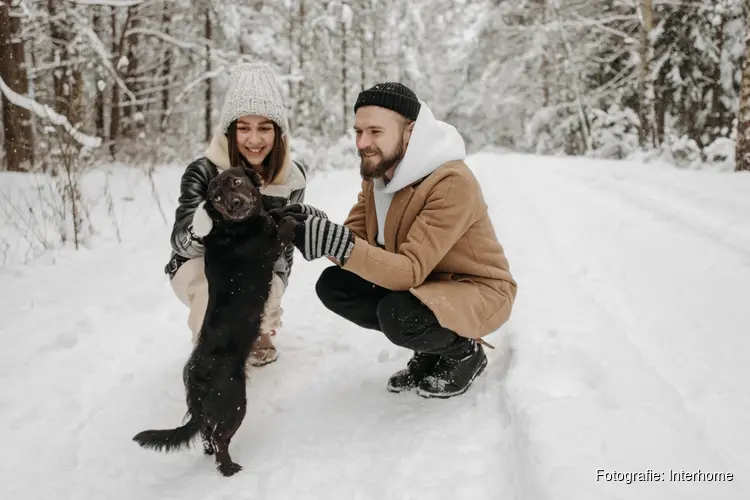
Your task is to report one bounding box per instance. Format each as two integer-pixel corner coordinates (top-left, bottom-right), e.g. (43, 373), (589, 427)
(315, 266), (473, 358)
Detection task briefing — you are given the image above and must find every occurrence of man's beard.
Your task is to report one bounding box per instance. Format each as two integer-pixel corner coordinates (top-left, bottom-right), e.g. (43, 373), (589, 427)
(359, 140), (406, 181)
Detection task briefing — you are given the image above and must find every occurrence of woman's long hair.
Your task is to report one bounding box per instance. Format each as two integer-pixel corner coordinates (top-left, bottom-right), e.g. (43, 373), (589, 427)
(227, 120), (285, 185)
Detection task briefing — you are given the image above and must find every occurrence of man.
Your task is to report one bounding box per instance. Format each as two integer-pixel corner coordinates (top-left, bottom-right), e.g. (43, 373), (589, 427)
(285, 82), (517, 398)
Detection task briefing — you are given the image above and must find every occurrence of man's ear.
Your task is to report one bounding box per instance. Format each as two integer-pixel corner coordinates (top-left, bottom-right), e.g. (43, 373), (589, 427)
(403, 119), (415, 145)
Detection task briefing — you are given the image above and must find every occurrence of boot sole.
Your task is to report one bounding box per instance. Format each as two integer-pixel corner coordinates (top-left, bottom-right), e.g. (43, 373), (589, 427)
(248, 359), (278, 367)
(386, 383), (417, 393)
(247, 352), (279, 367)
(416, 355), (488, 399)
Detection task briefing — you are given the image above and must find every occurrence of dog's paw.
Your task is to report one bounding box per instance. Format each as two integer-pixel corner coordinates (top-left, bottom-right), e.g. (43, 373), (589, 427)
(278, 216), (298, 246)
(191, 201), (214, 238)
(267, 208), (284, 223)
(218, 461), (243, 477)
(280, 215), (298, 230)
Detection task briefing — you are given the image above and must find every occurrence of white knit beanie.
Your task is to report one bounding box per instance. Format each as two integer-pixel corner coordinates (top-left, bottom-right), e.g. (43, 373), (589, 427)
(219, 62), (289, 136)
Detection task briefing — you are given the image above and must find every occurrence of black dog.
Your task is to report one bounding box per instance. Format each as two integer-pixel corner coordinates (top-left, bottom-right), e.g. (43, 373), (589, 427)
(133, 165), (297, 476)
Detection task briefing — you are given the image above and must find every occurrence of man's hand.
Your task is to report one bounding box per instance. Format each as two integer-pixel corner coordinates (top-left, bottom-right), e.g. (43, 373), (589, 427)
(293, 215), (354, 264)
(283, 203), (328, 219)
(268, 203), (327, 224)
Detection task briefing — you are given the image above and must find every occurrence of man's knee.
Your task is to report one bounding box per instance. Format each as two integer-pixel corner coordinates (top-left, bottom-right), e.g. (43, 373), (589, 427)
(376, 292), (418, 347)
(315, 265), (345, 309)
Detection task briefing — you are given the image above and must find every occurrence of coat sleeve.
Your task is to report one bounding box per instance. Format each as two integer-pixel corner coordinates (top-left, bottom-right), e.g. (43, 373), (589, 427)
(170, 160), (212, 259)
(342, 172), (476, 291)
(277, 161), (307, 287)
(343, 180), (368, 240)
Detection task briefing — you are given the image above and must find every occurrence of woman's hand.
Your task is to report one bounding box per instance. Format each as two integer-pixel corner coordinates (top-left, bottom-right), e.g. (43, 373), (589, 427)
(190, 200), (214, 238)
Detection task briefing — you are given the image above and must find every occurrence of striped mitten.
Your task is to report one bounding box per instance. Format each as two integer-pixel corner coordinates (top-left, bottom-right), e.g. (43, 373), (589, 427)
(294, 216), (354, 264)
(283, 203), (328, 219)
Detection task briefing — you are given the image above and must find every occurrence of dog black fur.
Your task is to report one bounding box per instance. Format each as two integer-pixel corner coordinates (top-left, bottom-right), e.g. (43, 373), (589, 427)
(133, 165), (297, 477)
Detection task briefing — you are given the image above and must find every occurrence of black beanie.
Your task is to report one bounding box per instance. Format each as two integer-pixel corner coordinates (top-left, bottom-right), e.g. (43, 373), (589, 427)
(354, 82), (421, 121)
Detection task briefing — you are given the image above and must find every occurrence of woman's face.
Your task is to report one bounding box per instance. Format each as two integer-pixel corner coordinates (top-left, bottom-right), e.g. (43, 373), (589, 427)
(236, 115), (275, 167)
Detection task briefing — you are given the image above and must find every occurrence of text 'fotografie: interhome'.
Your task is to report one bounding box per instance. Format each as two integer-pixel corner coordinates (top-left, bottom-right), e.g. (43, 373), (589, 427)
(597, 469), (734, 483)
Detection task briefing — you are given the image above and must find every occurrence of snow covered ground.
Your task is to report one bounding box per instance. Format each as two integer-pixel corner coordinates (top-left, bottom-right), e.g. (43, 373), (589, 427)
(2, 153), (750, 499)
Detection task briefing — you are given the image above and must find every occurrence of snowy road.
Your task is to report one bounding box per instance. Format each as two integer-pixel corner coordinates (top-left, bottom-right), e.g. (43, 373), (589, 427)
(2, 153), (749, 499)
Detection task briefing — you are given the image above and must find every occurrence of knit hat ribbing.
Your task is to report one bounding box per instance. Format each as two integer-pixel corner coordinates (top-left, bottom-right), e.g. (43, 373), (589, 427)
(354, 82), (421, 121)
(219, 62), (289, 136)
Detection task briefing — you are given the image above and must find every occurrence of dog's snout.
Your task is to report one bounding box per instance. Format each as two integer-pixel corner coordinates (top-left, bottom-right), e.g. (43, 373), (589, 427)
(230, 196), (242, 210)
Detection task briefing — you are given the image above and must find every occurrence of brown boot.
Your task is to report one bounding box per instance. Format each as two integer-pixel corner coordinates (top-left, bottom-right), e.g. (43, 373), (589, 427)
(247, 331), (278, 368)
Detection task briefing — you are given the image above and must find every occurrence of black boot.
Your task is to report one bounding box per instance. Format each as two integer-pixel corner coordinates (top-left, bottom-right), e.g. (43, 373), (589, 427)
(387, 352), (441, 393)
(416, 342), (487, 399)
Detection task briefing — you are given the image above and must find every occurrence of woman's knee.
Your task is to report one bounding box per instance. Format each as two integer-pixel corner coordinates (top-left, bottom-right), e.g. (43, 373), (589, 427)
(261, 274), (285, 333)
(170, 257), (206, 307)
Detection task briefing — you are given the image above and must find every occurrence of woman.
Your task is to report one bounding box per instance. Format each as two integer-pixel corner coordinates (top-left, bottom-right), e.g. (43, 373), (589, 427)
(164, 62), (308, 367)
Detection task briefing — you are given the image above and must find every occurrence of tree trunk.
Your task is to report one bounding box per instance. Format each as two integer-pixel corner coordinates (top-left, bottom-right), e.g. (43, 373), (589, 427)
(122, 5), (140, 137)
(48, 0), (85, 128)
(109, 6), (120, 157)
(160, 4), (171, 133)
(341, 13), (348, 136)
(295, 0), (306, 134)
(204, 8), (212, 143)
(540, 0), (549, 107)
(93, 6), (105, 137)
(655, 88), (668, 144)
(0, 2), (34, 171)
(638, 0), (657, 149)
(735, 7), (750, 172)
(357, 0), (366, 91)
(287, 5), (295, 131)
(47, 0), (66, 115)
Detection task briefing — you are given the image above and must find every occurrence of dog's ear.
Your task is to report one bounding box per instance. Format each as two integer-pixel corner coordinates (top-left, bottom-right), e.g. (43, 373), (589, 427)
(243, 166), (264, 188)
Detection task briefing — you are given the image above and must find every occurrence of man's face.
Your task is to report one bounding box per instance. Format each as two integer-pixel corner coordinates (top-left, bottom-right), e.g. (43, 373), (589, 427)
(354, 106), (413, 180)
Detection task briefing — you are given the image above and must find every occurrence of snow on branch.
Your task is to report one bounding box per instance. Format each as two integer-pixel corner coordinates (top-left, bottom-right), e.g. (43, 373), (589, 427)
(0, 76), (102, 149)
(123, 27), (206, 52)
(67, 0), (145, 6)
(161, 67), (224, 128)
(80, 26), (137, 102)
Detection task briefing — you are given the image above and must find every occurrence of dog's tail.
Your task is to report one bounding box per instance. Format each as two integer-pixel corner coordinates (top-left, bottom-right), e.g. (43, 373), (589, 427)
(132, 413), (201, 453)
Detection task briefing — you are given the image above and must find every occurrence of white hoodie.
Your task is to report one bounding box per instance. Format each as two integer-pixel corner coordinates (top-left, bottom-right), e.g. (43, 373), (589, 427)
(372, 102), (467, 246)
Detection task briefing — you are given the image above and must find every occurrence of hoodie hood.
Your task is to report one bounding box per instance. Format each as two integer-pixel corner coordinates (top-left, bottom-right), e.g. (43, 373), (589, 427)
(376, 101), (466, 194)
(371, 102), (466, 246)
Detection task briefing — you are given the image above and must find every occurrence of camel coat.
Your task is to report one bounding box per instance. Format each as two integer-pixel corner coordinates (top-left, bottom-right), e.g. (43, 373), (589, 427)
(341, 160), (517, 339)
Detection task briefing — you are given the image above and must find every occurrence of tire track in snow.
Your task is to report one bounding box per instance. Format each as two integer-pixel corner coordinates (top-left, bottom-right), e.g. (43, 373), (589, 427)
(553, 167), (750, 265)
(539, 165), (750, 480)
(507, 167), (715, 422)
(470, 154), (747, 499)
(621, 170), (748, 218)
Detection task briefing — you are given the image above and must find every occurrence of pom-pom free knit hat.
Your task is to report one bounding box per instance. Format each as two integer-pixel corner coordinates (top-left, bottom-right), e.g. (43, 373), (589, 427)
(219, 62), (289, 136)
(354, 82), (421, 121)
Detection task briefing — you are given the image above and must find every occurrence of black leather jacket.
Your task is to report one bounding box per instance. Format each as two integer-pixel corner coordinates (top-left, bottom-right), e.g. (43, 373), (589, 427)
(164, 156), (306, 286)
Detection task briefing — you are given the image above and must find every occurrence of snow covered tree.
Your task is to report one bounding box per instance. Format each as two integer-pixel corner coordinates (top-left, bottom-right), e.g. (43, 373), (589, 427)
(736, 0), (750, 171)
(1, 0), (748, 170)
(0, 0), (34, 171)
